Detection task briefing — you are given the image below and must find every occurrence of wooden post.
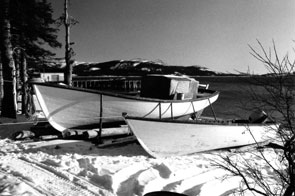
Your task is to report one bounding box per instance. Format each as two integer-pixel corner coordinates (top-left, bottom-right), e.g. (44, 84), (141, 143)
(170, 103), (173, 119)
(191, 101), (196, 113)
(98, 94), (103, 144)
(190, 101), (199, 120)
(159, 103), (162, 119)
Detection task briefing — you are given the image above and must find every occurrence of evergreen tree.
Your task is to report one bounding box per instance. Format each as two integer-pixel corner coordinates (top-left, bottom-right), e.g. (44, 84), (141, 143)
(0, 0), (17, 118)
(0, 0), (61, 117)
(10, 0), (61, 67)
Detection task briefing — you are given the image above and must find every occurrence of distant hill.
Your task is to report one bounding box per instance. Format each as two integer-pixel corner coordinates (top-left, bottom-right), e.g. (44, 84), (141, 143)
(34, 59), (245, 76)
(72, 60), (217, 76)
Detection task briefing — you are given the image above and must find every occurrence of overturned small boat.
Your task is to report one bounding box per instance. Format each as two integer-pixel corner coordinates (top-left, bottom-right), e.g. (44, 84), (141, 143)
(32, 75), (219, 132)
(124, 111), (279, 158)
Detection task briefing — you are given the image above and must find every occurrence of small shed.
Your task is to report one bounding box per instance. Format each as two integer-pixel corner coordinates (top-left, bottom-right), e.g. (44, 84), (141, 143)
(40, 72), (64, 82)
(140, 75), (199, 100)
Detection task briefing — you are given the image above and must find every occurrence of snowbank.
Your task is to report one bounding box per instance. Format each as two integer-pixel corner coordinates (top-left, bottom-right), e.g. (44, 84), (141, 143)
(0, 137), (282, 196)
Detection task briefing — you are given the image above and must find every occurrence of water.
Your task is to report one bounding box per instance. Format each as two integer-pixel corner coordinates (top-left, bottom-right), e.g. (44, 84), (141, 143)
(196, 76), (265, 119)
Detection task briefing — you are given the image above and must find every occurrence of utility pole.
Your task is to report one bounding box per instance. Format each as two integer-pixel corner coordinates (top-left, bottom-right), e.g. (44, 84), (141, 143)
(57, 0), (77, 86)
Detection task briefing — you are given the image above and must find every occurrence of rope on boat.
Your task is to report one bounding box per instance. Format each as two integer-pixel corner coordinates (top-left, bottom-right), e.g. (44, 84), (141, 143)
(143, 104), (160, 118)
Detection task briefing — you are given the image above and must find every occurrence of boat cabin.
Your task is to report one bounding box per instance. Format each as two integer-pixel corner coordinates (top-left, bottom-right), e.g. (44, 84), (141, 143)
(140, 75), (199, 100)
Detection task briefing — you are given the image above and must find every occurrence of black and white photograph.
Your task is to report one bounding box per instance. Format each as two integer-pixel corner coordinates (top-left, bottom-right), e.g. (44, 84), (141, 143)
(0, 0), (294, 195)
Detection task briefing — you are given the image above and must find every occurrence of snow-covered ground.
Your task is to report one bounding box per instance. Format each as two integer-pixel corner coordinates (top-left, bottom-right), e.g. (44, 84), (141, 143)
(0, 127), (283, 196)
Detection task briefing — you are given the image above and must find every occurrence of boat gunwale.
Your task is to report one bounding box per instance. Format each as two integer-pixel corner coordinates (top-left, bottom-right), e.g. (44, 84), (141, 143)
(31, 82), (219, 103)
(124, 116), (278, 127)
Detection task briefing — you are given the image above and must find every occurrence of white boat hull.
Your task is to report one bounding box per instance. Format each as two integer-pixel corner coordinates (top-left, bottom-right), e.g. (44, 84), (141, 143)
(33, 83), (219, 132)
(125, 117), (278, 158)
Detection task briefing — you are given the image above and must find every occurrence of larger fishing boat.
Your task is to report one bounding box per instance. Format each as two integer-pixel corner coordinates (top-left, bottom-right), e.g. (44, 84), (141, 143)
(32, 75), (219, 132)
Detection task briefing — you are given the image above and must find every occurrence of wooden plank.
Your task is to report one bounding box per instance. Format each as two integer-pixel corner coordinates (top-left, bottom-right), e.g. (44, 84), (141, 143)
(63, 126), (130, 139)
(97, 136), (137, 148)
